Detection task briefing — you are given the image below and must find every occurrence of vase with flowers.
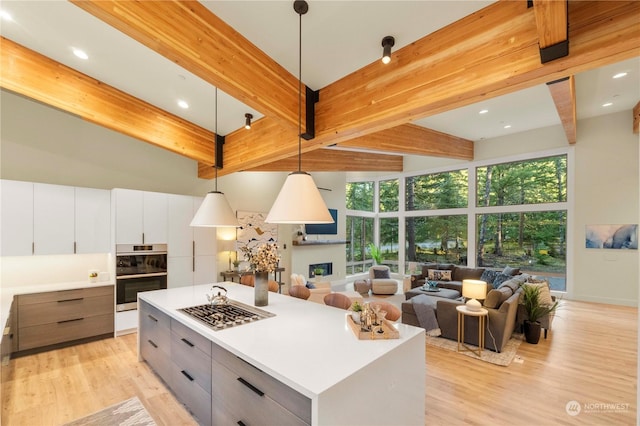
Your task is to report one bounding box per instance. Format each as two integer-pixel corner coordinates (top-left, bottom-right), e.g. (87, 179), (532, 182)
(248, 243), (280, 306)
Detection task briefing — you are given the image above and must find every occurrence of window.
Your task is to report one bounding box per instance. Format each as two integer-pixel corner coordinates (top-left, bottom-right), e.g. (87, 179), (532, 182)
(345, 216), (374, 274)
(380, 217), (399, 272)
(346, 181), (374, 212)
(379, 179), (399, 212)
(406, 215), (468, 265)
(406, 169), (468, 210)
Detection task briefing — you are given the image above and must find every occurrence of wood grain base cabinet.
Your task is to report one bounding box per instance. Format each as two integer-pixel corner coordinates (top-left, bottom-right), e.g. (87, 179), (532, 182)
(16, 286), (114, 352)
(139, 300), (172, 386)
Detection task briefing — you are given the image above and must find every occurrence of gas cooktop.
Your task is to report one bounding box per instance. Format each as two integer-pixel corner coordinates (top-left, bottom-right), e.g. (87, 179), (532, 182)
(179, 300), (275, 331)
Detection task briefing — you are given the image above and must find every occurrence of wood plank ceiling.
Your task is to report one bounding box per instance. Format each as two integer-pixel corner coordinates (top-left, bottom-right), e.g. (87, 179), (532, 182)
(2, 0), (639, 178)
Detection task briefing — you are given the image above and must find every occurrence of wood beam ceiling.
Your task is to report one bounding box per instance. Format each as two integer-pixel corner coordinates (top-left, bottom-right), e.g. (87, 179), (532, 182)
(0, 37), (216, 165)
(547, 76), (577, 144)
(4, 1), (639, 177)
(532, 0), (569, 63)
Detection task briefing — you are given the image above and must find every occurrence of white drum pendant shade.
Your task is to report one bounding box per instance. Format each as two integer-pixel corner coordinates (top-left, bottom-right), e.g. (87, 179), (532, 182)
(266, 172), (333, 224)
(190, 191), (239, 227)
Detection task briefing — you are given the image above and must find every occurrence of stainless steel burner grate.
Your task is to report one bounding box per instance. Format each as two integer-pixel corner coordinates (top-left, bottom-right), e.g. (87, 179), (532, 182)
(179, 300), (275, 331)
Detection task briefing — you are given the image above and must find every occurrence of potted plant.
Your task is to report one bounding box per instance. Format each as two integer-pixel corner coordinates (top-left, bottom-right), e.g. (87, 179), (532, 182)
(232, 260), (241, 272)
(521, 284), (558, 344)
(367, 243), (383, 265)
(314, 267), (324, 277)
(350, 301), (363, 323)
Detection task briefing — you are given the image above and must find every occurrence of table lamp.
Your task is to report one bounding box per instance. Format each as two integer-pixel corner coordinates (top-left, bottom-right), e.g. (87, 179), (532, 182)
(462, 279), (487, 311)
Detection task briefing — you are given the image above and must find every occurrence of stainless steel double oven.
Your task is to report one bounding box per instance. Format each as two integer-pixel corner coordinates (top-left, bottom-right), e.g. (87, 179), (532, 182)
(116, 244), (167, 312)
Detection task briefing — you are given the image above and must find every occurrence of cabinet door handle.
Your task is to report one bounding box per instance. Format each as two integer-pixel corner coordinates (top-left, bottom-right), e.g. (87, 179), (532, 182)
(32, 242), (35, 255)
(147, 339), (158, 348)
(181, 370), (194, 381)
(181, 338), (194, 347)
(58, 317), (84, 324)
(237, 377), (264, 397)
(147, 314), (158, 322)
(74, 241), (77, 254)
(237, 421), (247, 426)
(142, 233), (145, 244)
(58, 298), (84, 303)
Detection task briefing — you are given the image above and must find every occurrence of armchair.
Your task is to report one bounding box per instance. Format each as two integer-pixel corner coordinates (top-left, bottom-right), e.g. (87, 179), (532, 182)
(368, 265), (398, 295)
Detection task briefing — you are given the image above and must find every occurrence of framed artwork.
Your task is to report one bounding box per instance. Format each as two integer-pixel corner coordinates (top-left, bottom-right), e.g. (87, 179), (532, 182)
(585, 224), (637, 249)
(236, 210), (278, 255)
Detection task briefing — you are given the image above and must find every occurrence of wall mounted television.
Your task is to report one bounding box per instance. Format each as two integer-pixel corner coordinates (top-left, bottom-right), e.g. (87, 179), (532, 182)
(304, 208), (338, 235)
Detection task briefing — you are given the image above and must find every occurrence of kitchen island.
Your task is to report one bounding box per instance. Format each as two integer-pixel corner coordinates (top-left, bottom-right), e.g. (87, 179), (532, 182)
(138, 283), (425, 426)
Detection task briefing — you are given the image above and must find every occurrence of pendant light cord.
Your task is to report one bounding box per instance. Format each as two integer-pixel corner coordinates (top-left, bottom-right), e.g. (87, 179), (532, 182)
(214, 87), (219, 192)
(297, 7), (302, 173)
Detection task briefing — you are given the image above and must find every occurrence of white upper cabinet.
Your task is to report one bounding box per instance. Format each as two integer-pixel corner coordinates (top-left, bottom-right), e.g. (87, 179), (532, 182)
(1, 180), (111, 256)
(33, 183), (75, 255)
(75, 187), (111, 254)
(1, 180), (34, 256)
(114, 189), (167, 245)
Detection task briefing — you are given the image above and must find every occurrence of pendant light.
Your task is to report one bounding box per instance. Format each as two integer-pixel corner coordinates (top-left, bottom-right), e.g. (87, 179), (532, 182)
(266, 0), (333, 224)
(191, 88), (239, 228)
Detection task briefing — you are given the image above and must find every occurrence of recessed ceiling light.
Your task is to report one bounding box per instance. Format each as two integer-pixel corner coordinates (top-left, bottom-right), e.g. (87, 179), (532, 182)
(72, 48), (88, 60)
(479, 109), (489, 114)
(612, 72), (628, 79)
(503, 125), (512, 129)
(602, 102), (613, 107)
(0, 10), (13, 21)
(177, 100), (189, 109)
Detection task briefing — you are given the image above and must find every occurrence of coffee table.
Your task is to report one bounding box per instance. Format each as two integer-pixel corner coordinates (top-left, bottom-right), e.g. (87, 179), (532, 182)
(404, 286), (460, 301)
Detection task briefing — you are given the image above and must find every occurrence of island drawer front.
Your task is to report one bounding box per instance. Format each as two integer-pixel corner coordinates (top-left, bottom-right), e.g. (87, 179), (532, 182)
(18, 294), (113, 327)
(17, 286), (112, 305)
(140, 336), (172, 387)
(211, 344), (311, 424)
(139, 301), (171, 350)
(171, 318), (212, 357)
(18, 314), (113, 351)
(171, 331), (212, 393)
(171, 363), (212, 426)
(211, 358), (309, 426)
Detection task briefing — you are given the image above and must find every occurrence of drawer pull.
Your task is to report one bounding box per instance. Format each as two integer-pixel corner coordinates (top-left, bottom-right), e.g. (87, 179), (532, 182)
(147, 314), (158, 322)
(237, 377), (264, 397)
(58, 298), (84, 303)
(181, 370), (194, 381)
(237, 422), (247, 426)
(181, 338), (194, 347)
(148, 339), (158, 348)
(58, 317), (84, 324)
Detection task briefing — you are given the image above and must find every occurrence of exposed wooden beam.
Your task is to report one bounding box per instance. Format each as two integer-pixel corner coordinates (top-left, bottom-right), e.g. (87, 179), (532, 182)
(633, 101), (640, 134)
(71, 0), (303, 132)
(547, 76), (577, 144)
(338, 124), (473, 159)
(198, 149), (403, 177)
(0, 37), (217, 165)
(533, 0), (569, 63)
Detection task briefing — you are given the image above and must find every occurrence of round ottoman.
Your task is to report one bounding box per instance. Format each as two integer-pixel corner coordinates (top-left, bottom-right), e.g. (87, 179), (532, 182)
(354, 279), (372, 296)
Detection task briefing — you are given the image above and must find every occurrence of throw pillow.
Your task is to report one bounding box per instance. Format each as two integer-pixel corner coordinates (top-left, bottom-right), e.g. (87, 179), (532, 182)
(480, 269), (500, 286)
(427, 269), (452, 281)
(483, 289), (503, 309)
(502, 266), (520, 276)
(305, 282), (316, 289)
(521, 282), (553, 306)
(492, 273), (512, 288)
(372, 268), (391, 279)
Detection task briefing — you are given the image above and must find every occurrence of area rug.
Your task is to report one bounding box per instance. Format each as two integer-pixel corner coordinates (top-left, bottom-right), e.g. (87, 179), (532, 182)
(64, 396), (156, 426)
(425, 333), (523, 366)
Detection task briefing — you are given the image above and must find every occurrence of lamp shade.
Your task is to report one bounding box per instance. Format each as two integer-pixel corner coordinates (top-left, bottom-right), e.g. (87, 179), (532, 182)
(266, 171), (333, 224)
(462, 279), (487, 300)
(190, 191), (239, 227)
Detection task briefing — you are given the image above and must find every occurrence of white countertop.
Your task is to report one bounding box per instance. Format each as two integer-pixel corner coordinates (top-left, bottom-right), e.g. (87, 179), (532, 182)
(139, 283), (424, 398)
(1, 281), (115, 328)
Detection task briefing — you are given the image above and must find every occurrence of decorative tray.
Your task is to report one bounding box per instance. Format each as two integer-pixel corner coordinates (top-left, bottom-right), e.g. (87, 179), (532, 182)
(421, 285), (440, 292)
(346, 315), (400, 340)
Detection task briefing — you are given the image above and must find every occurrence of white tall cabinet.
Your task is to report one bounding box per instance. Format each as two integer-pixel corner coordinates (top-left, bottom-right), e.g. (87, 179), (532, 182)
(113, 189), (167, 245)
(1, 180), (111, 256)
(167, 194), (217, 288)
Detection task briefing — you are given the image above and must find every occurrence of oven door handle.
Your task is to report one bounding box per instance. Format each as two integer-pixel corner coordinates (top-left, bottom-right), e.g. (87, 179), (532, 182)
(117, 272), (168, 279)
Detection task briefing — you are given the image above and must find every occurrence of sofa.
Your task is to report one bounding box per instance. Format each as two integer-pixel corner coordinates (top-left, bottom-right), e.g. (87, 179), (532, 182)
(410, 263), (521, 293)
(290, 273), (331, 304)
(402, 273), (527, 352)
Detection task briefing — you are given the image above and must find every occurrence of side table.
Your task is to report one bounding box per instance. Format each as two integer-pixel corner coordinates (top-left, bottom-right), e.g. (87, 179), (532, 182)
(456, 305), (488, 357)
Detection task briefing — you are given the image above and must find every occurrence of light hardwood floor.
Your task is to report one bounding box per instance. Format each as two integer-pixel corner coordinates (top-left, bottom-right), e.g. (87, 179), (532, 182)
(1, 299), (636, 426)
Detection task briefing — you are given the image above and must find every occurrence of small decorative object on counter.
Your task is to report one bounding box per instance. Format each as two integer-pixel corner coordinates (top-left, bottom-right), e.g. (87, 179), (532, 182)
(89, 270), (99, 283)
(350, 301), (363, 324)
(250, 243), (280, 307)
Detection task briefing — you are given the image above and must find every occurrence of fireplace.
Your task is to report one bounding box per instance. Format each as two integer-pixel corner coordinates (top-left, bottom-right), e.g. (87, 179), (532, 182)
(309, 262), (333, 278)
